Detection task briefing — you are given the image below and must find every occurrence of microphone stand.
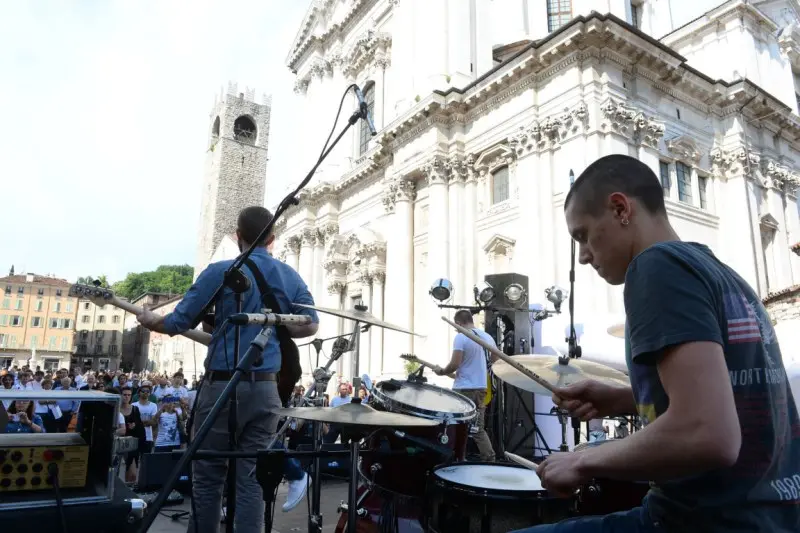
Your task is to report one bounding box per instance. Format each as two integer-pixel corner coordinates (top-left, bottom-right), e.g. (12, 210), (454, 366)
(137, 90), (370, 533)
(561, 169), (582, 448)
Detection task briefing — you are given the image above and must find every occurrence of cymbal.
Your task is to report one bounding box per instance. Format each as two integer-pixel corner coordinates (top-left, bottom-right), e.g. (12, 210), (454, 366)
(607, 323), (625, 339)
(492, 355), (629, 396)
(273, 401), (440, 427)
(296, 304), (424, 337)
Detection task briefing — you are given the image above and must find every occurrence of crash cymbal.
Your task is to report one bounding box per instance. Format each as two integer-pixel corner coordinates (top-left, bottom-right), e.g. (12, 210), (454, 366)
(296, 303), (424, 337)
(607, 323), (625, 339)
(492, 355), (629, 396)
(273, 401), (440, 427)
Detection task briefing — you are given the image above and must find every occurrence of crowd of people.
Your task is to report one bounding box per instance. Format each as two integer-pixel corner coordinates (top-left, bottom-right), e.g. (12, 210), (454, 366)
(1, 364), (199, 485)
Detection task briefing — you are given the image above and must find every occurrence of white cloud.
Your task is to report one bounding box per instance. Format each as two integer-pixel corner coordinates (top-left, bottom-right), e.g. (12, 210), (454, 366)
(0, 0), (308, 283)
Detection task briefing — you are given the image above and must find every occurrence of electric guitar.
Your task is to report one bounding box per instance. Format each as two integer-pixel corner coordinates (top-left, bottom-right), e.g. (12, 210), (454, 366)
(400, 353), (493, 406)
(68, 283), (212, 346)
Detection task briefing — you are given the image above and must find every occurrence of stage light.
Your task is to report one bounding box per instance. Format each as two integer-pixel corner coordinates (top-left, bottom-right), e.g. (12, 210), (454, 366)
(504, 283), (527, 306)
(430, 278), (453, 302)
(545, 285), (568, 312)
(474, 281), (495, 304)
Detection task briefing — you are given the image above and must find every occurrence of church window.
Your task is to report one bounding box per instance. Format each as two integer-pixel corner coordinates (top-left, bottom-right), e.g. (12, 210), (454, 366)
(492, 166), (510, 204)
(675, 162), (692, 204)
(359, 82), (376, 156)
(233, 116), (257, 144)
(546, 0), (572, 32)
(698, 175), (708, 209)
(659, 161), (671, 197)
(630, 2), (640, 29)
(212, 116), (220, 139)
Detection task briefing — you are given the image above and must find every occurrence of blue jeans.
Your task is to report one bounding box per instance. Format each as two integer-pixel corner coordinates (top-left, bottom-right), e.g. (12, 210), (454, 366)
(510, 505), (660, 533)
(274, 441), (304, 481)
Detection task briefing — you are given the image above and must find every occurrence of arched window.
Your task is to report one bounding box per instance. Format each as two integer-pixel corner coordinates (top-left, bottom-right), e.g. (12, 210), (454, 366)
(233, 115), (257, 144)
(546, 0), (572, 32)
(492, 166), (510, 204)
(211, 116), (220, 139)
(359, 82), (376, 156)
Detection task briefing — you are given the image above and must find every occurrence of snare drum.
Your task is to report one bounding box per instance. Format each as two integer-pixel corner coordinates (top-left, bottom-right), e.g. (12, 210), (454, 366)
(362, 380), (475, 497)
(426, 462), (574, 533)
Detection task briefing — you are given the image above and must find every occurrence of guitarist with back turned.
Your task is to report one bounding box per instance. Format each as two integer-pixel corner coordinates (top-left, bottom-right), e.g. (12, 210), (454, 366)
(136, 206), (320, 530)
(434, 309), (499, 462)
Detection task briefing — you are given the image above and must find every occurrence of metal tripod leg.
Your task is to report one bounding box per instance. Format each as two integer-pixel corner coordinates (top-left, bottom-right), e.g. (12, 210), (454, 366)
(309, 422), (324, 533)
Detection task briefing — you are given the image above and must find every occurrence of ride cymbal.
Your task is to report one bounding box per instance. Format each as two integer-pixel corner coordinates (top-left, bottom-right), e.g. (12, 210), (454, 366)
(296, 303), (424, 337)
(492, 355), (629, 396)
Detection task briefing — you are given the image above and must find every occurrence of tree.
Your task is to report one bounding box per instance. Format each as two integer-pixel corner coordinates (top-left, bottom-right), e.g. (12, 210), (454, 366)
(111, 265), (194, 301)
(76, 275), (110, 287)
(403, 359), (420, 375)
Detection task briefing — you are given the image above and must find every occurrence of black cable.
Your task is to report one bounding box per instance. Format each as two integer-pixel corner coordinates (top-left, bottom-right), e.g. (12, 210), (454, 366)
(48, 463), (69, 533)
(318, 83), (358, 162)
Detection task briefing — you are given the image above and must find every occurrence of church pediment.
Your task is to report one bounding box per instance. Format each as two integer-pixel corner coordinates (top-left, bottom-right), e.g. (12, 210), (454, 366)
(473, 145), (514, 171)
(483, 234), (516, 256)
(666, 135), (702, 164)
(760, 213), (780, 230)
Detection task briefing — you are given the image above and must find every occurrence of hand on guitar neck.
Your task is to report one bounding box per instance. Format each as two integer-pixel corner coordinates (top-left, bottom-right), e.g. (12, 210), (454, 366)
(400, 354), (456, 379)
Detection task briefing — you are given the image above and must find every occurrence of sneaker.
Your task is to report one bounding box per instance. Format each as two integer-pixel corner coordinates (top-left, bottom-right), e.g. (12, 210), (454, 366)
(282, 473), (308, 512)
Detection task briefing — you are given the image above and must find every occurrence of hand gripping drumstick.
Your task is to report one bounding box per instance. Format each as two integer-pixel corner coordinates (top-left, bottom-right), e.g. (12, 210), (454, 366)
(442, 316), (557, 395)
(505, 451), (539, 473)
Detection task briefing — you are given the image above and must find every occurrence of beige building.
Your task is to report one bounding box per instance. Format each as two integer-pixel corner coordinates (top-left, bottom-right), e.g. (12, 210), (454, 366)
(145, 296), (205, 380)
(72, 298), (126, 372)
(0, 271), (78, 372)
(121, 292), (178, 372)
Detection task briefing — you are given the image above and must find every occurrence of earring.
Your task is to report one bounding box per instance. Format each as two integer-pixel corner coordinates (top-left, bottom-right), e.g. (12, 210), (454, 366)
(621, 218), (630, 226)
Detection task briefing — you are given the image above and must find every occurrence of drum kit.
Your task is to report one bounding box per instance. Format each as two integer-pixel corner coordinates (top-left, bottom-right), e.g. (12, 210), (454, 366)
(274, 306), (645, 533)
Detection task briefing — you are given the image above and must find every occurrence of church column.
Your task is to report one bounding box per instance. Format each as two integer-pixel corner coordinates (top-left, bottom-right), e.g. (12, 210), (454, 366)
(285, 235), (301, 272)
(423, 157), (451, 363)
(383, 179), (416, 376)
(325, 281), (345, 378)
(299, 228), (315, 286)
(359, 272), (373, 376)
(464, 157), (478, 300)
(371, 271), (385, 377)
(312, 228), (326, 299)
(448, 157), (467, 303)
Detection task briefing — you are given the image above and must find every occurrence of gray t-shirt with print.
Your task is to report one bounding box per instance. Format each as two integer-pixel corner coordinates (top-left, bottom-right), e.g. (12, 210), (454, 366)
(624, 242), (800, 532)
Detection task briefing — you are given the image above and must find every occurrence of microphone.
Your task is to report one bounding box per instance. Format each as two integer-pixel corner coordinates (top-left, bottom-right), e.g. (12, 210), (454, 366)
(311, 338), (323, 354)
(391, 430), (453, 460)
(569, 169), (575, 187)
(228, 313), (312, 326)
(354, 85), (377, 136)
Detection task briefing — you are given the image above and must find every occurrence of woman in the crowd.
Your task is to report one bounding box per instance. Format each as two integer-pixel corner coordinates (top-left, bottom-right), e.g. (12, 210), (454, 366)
(5, 399), (44, 433)
(119, 386), (145, 483)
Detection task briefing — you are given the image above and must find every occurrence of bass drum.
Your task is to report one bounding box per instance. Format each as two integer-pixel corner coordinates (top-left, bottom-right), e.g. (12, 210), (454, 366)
(426, 462), (574, 533)
(362, 379), (475, 498)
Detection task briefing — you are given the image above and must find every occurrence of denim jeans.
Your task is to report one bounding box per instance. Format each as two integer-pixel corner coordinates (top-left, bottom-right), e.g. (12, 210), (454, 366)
(509, 505), (661, 533)
(273, 440), (305, 481)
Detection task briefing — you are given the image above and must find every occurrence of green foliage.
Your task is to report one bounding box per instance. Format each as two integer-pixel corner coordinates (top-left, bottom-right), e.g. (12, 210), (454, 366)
(76, 275), (109, 288)
(403, 359), (420, 375)
(111, 265), (194, 301)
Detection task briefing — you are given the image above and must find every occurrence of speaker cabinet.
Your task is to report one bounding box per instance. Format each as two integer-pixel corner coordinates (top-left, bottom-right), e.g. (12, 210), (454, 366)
(483, 273), (532, 355)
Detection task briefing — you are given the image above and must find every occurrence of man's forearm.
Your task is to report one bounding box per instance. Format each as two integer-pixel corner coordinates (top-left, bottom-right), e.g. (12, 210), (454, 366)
(285, 324), (319, 338)
(577, 409), (733, 482)
(610, 386), (638, 416)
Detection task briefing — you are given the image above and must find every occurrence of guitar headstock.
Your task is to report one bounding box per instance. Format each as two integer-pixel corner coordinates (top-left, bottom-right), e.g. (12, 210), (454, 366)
(399, 353), (419, 363)
(68, 283), (116, 306)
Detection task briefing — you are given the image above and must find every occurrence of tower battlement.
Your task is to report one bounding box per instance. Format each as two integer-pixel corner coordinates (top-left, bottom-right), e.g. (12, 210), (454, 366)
(211, 82), (272, 117)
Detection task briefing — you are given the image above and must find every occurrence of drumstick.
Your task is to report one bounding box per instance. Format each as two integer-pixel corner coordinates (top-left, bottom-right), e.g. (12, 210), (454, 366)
(505, 451), (538, 473)
(442, 317), (557, 395)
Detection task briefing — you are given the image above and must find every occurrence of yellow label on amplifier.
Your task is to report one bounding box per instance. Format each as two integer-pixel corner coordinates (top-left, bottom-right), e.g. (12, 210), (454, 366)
(0, 434), (90, 492)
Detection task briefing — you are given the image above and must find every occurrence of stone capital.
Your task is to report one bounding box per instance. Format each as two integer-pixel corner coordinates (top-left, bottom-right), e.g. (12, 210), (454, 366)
(600, 100), (664, 149)
(293, 78), (309, 95)
(422, 157), (449, 185)
(382, 181), (398, 214)
(509, 102), (589, 156)
(445, 156), (469, 183)
(395, 178), (416, 203)
(285, 235), (301, 255)
(371, 270), (386, 285)
(327, 280), (346, 296)
(301, 228), (316, 247)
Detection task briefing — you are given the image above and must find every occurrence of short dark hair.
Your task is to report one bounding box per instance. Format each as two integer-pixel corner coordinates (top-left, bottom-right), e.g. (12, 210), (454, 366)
(237, 206), (274, 246)
(565, 155), (666, 216)
(454, 310), (474, 325)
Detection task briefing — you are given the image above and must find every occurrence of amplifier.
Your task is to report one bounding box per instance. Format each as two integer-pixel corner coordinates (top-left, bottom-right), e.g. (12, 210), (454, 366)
(0, 433), (89, 493)
(112, 436), (139, 456)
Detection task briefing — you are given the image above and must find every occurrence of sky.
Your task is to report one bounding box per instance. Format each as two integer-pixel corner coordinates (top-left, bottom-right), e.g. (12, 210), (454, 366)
(0, 0), (309, 283)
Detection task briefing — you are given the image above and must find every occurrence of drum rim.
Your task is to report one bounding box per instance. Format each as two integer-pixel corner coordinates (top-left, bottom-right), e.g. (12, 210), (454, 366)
(372, 380), (476, 424)
(429, 461), (550, 497)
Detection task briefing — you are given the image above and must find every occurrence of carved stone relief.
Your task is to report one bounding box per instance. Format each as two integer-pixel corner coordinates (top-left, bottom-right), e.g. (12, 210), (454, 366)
(665, 135), (702, 165)
(508, 102), (590, 156)
(600, 100), (665, 149)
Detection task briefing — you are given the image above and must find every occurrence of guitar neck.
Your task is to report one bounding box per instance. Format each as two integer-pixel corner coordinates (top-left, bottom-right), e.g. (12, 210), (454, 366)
(407, 357), (455, 379)
(109, 297), (212, 346)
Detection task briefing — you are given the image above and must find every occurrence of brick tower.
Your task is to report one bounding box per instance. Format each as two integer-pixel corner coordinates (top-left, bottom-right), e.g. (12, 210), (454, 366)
(195, 82), (271, 277)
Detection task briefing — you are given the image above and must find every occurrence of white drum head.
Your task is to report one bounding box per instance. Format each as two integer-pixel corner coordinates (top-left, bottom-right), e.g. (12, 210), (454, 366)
(433, 464), (544, 492)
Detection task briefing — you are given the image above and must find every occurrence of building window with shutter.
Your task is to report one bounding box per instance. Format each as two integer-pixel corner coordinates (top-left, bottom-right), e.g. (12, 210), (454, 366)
(675, 162), (692, 204)
(359, 82), (376, 156)
(547, 0), (572, 32)
(659, 161), (671, 197)
(492, 166), (510, 204)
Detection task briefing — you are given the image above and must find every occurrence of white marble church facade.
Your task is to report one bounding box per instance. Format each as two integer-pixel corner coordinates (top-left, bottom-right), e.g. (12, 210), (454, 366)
(274, 0), (800, 383)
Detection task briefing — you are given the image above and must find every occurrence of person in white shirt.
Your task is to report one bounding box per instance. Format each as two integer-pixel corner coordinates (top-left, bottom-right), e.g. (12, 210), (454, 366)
(153, 395), (186, 452)
(170, 373), (188, 399)
(152, 377), (173, 401)
(134, 381), (158, 454)
(434, 309), (499, 462)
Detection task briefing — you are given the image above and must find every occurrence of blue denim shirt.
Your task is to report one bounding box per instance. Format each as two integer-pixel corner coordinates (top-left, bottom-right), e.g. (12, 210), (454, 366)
(5, 414), (45, 433)
(163, 248), (319, 372)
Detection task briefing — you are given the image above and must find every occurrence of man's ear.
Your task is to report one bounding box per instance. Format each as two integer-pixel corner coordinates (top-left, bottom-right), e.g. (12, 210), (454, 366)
(267, 234), (275, 247)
